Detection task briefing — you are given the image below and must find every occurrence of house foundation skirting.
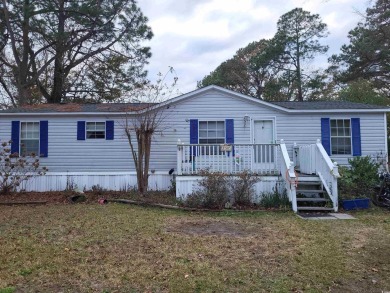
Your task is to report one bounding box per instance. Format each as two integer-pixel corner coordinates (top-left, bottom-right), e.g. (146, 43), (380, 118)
(22, 172), (174, 192)
(176, 175), (283, 203)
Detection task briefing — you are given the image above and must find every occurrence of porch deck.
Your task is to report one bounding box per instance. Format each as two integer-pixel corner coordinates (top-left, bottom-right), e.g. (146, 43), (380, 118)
(176, 140), (340, 213)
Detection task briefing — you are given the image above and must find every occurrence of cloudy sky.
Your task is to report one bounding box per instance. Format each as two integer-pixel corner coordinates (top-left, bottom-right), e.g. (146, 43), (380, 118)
(138, 0), (369, 94)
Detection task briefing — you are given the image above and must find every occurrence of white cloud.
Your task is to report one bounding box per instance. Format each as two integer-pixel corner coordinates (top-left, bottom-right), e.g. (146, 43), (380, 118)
(138, 0), (370, 94)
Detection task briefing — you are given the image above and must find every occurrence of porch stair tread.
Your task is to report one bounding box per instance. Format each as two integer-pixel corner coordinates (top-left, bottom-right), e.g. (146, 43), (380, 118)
(296, 198), (329, 202)
(297, 189), (324, 193)
(297, 207), (334, 211)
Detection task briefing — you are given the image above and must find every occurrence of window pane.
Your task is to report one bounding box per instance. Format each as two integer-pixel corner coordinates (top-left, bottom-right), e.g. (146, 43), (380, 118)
(95, 122), (105, 131)
(216, 121), (224, 130)
(217, 130), (225, 137)
(199, 130), (207, 138)
(86, 123), (95, 130)
(21, 139), (39, 156)
(199, 122), (207, 130)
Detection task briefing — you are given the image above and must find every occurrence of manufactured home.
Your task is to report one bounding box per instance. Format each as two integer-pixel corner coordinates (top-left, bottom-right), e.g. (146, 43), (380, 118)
(0, 85), (388, 212)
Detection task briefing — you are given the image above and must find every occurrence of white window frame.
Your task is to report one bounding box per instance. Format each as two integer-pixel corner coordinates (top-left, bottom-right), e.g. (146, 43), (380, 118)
(86, 122), (106, 139)
(330, 119), (352, 155)
(20, 121), (40, 156)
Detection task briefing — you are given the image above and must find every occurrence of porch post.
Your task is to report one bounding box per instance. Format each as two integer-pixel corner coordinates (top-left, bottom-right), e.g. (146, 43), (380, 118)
(177, 139), (183, 175)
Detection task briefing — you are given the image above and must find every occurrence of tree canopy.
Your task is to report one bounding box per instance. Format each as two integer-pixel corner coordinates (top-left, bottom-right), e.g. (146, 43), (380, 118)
(198, 8), (329, 102)
(0, 0), (153, 106)
(329, 0), (390, 96)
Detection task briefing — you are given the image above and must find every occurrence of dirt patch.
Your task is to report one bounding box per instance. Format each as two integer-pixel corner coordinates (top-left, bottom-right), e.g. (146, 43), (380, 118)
(166, 218), (264, 237)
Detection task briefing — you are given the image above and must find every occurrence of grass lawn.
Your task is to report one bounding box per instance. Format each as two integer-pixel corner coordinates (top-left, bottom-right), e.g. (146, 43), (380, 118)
(0, 203), (389, 292)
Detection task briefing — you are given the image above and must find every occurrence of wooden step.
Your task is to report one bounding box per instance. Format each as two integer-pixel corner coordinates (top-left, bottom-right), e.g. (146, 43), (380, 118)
(296, 198), (329, 202)
(297, 207), (334, 211)
(297, 189), (324, 193)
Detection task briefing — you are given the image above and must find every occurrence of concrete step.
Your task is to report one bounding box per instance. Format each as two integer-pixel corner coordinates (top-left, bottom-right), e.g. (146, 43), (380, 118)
(297, 207), (334, 211)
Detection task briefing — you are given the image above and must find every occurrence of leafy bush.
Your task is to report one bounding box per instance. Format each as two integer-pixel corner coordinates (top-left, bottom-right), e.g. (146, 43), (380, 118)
(0, 140), (47, 194)
(229, 170), (260, 206)
(259, 190), (289, 209)
(338, 156), (380, 199)
(184, 170), (229, 209)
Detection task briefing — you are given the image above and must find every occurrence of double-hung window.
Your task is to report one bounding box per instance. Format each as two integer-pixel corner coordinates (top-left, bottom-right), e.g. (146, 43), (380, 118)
(199, 121), (225, 154)
(86, 122), (105, 139)
(20, 122), (40, 156)
(330, 119), (351, 155)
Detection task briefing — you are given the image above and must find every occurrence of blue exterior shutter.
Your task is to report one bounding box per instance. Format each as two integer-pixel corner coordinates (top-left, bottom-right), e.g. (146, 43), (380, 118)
(321, 118), (331, 155)
(351, 118), (361, 156)
(225, 119), (234, 156)
(106, 120), (114, 140)
(190, 119), (198, 144)
(40, 121), (48, 157)
(189, 119), (198, 157)
(225, 119), (234, 144)
(11, 121), (20, 154)
(77, 121), (86, 140)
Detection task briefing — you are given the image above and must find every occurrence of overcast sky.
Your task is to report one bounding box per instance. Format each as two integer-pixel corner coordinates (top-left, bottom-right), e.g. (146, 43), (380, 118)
(138, 0), (370, 94)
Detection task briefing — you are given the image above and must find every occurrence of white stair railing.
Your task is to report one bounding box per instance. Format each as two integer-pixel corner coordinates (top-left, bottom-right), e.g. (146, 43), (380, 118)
(280, 139), (297, 212)
(314, 139), (340, 212)
(296, 139), (340, 212)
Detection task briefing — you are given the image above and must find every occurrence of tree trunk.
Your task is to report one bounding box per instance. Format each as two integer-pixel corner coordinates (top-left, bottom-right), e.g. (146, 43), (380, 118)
(48, 0), (65, 103)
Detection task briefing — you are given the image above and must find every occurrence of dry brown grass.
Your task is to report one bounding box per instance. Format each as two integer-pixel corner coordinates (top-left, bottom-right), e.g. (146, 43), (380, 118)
(0, 204), (389, 292)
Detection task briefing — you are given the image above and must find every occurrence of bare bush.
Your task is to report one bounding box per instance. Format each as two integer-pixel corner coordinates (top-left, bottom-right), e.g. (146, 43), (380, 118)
(229, 170), (261, 206)
(184, 170), (229, 209)
(0, 140), (47, 194)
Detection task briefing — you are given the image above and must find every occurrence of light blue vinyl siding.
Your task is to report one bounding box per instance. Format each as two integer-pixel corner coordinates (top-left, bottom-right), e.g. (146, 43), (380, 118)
(0, 89), (386, 171)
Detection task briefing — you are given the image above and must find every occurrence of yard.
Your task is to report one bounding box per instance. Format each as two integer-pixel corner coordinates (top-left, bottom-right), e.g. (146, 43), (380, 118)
(0, 203), (389, 292)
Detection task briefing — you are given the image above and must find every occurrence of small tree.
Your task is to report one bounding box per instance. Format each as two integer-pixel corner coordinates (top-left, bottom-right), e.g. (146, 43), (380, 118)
(124, 68), (178, 195)
(0, 140), (48, 194)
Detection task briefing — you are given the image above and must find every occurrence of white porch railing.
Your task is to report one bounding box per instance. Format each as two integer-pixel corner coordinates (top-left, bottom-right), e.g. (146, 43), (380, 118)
(297, 139), (340, 211)
(280, 139), (297, 212)
(177, 142), (281, 175)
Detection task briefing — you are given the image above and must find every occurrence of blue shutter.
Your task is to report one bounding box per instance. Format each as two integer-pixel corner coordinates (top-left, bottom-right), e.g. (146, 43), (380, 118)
(77, 121), (86, 140)
(321, 118), (331, 155)
(225, 119), (234, 156)
(40, 121), (48, 157)
(351, 118), (361, 156)
(190, 119), (198, 144)
(189, 119), (198, 157)
(106, 120), (114, 140)
(11, 121), (20, 155)
(225, 119), (234, 144)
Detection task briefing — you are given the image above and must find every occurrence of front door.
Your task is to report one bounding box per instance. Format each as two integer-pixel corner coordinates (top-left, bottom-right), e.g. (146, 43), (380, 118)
(253, 120), (275, 171)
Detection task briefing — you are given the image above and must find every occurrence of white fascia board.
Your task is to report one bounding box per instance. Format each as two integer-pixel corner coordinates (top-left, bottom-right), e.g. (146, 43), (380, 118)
(285, 109), (390, 114)
(0, 112), (137, 117)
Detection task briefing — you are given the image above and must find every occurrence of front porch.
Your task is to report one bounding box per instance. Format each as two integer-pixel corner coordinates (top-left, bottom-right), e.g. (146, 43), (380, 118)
(176, 139), (340, 212)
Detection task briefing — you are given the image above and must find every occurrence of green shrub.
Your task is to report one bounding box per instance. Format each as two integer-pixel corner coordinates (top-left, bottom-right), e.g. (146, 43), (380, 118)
(338, 156), (380, 199)
(259, 190), (289, 209)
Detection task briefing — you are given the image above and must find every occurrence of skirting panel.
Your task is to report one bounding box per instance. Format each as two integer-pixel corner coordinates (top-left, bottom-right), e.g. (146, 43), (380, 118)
(21, 172), (174, 192)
